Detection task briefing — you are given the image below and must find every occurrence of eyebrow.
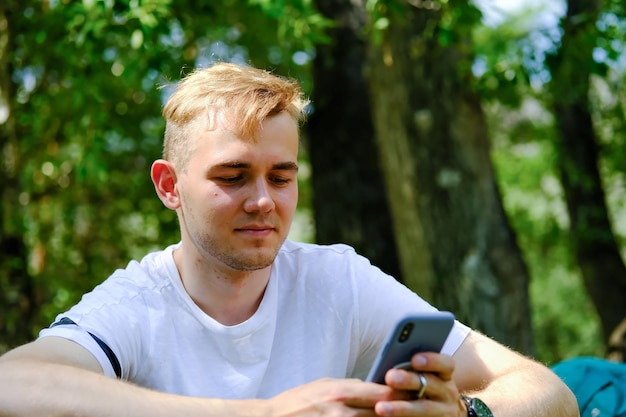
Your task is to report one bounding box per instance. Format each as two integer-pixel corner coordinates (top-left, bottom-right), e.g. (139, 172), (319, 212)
(217, 161), (299, 171)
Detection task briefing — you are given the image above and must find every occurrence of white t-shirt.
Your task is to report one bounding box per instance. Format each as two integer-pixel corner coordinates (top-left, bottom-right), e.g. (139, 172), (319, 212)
(40, 240), (470, 399)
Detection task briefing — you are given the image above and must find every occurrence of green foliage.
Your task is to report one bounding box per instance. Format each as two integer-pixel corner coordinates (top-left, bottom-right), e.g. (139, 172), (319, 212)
(472, 9), (561, 105)
(488, 107), (605, 362)
(0, 0), (328, 349)
(249, 0), (333, 49)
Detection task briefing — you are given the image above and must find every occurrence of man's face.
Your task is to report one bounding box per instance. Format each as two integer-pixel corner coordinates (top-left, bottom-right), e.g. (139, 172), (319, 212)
(175, 112), (299, 272)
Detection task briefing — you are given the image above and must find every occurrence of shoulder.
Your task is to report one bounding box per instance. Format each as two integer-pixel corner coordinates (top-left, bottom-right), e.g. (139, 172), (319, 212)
(51, 244), (180, 323)
(279, 239), (357, 255)
(277, 240), (388, 283)
(38, 244), (183, 379)
(277, 239), (369, 269)
(274, 239), (412, 303)
(101, 244), (178, 295)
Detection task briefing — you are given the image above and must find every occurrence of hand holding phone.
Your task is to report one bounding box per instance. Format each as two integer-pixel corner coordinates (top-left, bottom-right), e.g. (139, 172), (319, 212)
(366, 311), (455, 384)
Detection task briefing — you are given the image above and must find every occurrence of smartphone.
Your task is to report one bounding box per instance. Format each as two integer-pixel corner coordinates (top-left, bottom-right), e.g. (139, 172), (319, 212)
(366, 311), (455, 384)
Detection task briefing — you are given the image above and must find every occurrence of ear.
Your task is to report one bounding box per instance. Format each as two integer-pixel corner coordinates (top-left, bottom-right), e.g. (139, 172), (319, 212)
(151, 159), (180, 210)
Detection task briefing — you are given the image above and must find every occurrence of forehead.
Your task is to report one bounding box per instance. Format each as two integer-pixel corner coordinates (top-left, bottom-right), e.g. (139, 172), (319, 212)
(191, 112), (300, 167)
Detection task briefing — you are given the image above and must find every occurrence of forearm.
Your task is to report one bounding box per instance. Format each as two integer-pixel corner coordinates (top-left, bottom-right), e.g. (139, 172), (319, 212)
(0, 359), (267, 417)
(472, 362), (579, 417)
(453, 332), (579, 417)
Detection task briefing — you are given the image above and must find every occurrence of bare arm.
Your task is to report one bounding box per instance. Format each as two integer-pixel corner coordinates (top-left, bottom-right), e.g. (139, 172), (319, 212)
(452, 331), (579, 417)
(0, 337), (395, 417)
(0, 337), (265, 417)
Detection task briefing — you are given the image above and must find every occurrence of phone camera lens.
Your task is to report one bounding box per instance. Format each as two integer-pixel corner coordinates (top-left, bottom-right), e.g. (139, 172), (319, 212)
(398, 322), (414, 343)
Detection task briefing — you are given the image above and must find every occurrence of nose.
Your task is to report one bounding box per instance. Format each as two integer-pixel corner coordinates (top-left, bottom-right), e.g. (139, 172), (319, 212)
(243, 178), (276, 213)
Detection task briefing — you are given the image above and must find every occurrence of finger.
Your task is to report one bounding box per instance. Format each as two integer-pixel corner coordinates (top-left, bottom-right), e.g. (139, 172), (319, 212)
(374, 398), (445, 417)
(415, 372), (428, 399)
(384, 368), (429, 392)
(342, 380), (396, 408)
(352, 409), (384, 417)
(376, 395), (468, 417)
(385, 370), (452, 403)
(411, 352), (456, 381)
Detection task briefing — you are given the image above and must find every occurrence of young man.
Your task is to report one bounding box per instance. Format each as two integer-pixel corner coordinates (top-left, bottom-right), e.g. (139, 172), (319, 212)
(0, 63), (578, 417)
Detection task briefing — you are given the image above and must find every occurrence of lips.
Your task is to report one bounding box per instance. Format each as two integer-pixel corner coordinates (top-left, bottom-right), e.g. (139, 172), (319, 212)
(234, 224), (276, 236)
(235, 224), (274, 231)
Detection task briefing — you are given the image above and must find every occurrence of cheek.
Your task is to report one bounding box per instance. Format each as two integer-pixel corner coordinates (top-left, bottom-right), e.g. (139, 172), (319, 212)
(182, 187), (231, 216)
(278, 188), (299, 212)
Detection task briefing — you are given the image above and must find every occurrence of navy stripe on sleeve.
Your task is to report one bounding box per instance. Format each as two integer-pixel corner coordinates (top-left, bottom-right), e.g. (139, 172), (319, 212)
(50, 317), (122, 378)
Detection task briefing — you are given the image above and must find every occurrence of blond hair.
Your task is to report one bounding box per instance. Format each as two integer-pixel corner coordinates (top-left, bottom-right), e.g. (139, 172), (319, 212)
(161, 62), (309, 171)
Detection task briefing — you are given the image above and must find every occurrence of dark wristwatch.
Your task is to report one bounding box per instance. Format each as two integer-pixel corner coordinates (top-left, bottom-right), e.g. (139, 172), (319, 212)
(461, 395), (494, 417)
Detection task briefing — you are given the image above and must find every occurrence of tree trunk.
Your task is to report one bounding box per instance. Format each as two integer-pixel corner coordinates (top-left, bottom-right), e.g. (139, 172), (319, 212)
(365, 2), (534, 353)
(549, 0), (626, 343)
(307, 0), (402, 280)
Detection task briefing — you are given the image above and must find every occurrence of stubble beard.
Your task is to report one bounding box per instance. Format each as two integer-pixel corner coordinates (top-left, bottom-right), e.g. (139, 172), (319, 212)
(198, 234), (281, 271)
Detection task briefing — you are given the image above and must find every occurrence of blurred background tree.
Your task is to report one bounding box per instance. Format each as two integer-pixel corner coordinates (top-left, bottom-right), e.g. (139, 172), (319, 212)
(1, 0), (625, 365)
(363, 0), (534, 353)
(547, 0), (626, 344)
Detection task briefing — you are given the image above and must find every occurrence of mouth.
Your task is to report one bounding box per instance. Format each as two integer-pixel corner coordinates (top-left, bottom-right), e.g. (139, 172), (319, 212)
(234, 225), (276, 236)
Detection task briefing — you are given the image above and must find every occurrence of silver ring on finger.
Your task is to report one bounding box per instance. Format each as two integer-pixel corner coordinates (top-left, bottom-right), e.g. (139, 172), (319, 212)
(416, 372), (428, 399)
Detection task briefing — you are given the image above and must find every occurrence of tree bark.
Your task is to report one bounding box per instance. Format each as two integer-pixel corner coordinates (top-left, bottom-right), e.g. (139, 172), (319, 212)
(365, 2), (534, 353)
(307, 0), (402, 280)
(549, 0), (626, 343)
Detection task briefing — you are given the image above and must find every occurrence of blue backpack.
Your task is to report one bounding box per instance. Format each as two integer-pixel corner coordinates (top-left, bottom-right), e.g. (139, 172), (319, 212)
(552, 357), (626, 416)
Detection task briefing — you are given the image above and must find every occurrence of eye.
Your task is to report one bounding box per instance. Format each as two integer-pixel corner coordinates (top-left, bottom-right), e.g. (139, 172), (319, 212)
(269, 175), (292, 186)
(216, 175), (242, 184)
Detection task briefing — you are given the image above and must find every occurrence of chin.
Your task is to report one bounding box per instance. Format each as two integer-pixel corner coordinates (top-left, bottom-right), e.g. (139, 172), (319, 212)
(229, 249), (278, 271)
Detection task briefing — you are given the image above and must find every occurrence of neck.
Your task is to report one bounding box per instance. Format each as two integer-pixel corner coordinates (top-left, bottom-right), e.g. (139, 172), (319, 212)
(173, 247), (271, 326)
